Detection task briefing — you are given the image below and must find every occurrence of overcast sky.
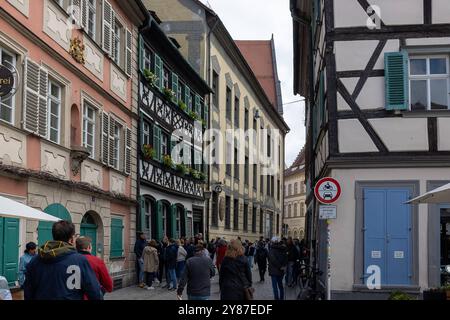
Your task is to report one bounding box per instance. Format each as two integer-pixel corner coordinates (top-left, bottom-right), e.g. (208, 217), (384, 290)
(199, 0), (306, 167)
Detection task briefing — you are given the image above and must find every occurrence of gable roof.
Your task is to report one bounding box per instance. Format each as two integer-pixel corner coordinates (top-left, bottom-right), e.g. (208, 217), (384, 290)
(284, 147), (305, 176)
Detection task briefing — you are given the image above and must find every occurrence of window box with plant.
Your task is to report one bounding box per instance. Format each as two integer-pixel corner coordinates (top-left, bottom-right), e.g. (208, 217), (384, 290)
(175, 163), (188, 175)
(188, 111), (200, 121)
(142, 144), (156, 160)
(163, 88), (175, 101)
(162, 154), (174, 168)
(387, 291), (415, 300)
(178, 101), (187, 112)
(143, 69), (158, 88)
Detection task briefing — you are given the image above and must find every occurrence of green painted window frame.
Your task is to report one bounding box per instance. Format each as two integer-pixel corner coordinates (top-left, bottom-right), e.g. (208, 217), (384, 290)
(110, 217), (124, 258)
(153, 125), (162, 162)
(385, 51), (409, 110)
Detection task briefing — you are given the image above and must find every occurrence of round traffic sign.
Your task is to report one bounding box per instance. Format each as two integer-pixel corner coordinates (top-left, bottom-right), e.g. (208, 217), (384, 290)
(314, 177), (341, 204)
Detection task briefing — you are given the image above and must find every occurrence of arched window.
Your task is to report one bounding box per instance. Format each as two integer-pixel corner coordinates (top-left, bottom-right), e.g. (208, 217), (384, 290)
(300, 202), (305, 217)
(294, 203), (298, 217)
(288, 204), (292, 218)
(300, 229), (305, 239)
(294, 182), (298, 194)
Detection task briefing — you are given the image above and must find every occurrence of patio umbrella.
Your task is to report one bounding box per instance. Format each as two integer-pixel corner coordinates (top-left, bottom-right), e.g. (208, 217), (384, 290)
(0, 195), (60, 222)
(406, 183), (450, 204)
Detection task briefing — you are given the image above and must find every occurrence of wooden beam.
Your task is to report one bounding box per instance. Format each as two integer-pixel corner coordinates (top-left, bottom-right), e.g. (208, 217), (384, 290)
(337, 110), (402, 119)
(428, 117), (438, 152)
(337, 69), (384, 78)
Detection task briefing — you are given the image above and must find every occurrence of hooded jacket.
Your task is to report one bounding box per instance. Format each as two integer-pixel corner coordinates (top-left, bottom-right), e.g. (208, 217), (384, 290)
(165, 243), (178, 269)
(24, 241), (102, 300)
(143, 246), (159, 273)
(268, 243), (288, 277)
(219, 255), (252, 300)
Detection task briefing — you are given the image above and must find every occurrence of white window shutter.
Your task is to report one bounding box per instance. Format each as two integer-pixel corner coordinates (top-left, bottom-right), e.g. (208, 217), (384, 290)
(125, 28), (132, 77)
(111, 11), (116, 60)
(108, 115), (115, 167)
(101, 111), (109, 165)
(38, 66), (48, 138)
(80, 0), (88, 29)
(125, 126), (131, 175)
(23, 58), (40, 133)
(102, 0), (112, 54)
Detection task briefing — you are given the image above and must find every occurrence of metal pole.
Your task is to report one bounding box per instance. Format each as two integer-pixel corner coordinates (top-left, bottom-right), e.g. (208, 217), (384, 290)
(327, 219), (331, 300)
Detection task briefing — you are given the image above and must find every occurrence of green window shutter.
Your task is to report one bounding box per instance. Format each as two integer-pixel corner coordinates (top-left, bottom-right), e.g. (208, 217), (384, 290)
(2, 218), (19, 285)
(203, 103), (209, 125)
(172, 73), (179, 104)
(183, 208), (188, 238)
(138, 34), (144, 74)
(170, 205), (177, 239)
(139, 114), (144, 152)
(0, 218), (3, 277)
(195, 95), (201, 116)
(153, 125), (161, 162)
(110, 218), (124, 258)
(155, 201), (163, 241)
(185, 86), (191, 112)
(385, 51), (409, 110)
(154, 54), (163, 91)
(139, 196), (146, 232)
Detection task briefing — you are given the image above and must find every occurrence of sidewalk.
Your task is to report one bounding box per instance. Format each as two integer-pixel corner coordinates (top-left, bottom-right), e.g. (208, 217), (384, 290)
(105, 266), (298, 300)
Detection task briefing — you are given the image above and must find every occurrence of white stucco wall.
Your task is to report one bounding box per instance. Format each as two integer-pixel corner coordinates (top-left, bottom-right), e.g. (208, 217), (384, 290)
(338, 119), (378, 153)
(433, 0), (450, 24)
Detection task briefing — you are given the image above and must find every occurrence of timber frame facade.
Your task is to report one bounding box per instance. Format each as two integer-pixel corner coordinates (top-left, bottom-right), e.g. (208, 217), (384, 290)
(292, 0), (450, 299)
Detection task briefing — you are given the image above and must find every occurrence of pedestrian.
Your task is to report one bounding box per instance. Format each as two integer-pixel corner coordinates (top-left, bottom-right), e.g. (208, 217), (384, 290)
(198, 240), (209, 258)
(76, 236), (113, 298)
(18, 242), (37, 288)
(268, 236), (288, 300)
(142, 240), (159, 290)
(245, 241), (256, 270)
(254, 240), (269, 282)
(165, 238), (178, 290)
(0, 276), (12, 300)
(215, 239), (227, 272)
(286, 237), (299, 287)
(184, 238), (195, 260)
(219, 239), (252, 300)
(159, 236), (169, 286)
(207, 239), (216, 261)
(176, 239), (187, 281)
(176, 244), (215, 300)
(24, 220), (102, 300)
(134, 232), (147, 288)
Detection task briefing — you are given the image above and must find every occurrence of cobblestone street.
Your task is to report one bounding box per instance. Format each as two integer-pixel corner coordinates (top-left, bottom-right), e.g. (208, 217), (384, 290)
(105, 266), (297, 300)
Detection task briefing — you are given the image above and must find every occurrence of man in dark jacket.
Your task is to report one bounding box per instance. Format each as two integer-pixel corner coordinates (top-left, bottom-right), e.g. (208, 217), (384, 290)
(165, 239), (178, 290)
(177, 244), (215, 300)
(184, 239), (195, 260)
(268, 237), (288, 300)
(134, 232), (147, 288)
(158, 237), (169, 286)
(24, 221), (102, 300)
(255, 240), (268, 282)
(286, 237), (299, 287)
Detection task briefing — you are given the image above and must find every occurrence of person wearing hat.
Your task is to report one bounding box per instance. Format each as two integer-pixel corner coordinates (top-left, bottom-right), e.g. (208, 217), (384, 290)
(177, 244), (215, 300)
(268, 236), (288, 300)
(18, 242), (37, 288)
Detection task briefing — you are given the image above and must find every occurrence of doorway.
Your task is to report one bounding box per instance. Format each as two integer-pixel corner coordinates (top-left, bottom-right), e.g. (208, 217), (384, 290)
(80, 213), (98, 256)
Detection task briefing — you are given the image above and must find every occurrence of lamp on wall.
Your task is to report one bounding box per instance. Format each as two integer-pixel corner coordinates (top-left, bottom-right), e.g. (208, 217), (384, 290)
(254, 109), (260, 120)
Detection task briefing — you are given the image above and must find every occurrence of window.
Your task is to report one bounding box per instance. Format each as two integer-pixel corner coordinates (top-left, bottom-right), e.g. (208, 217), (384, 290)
(259, 208), (264, 233)
(409, 56), (449, 110)
(112, 122), (121, 169)
(113, 19), (122, 65)
(110, 217), (124, 258)
(163, 67), (169, 90)
(226, 140), (232, 176)
(253, 164), (257, 190)
(83, 103), (96, 157)
(288, 184), (292, 196)
(225, 196), (231, 230)
(87, 0), (96, 39)
(161, 133), (168, 156)
(244, 156), (249, 185)
(234, 144), (239, 179)
(162, 204), (167, 236)
(226, 87), (232, 121)
(0, 48), (16, 124)
(294, 203), (298, 217)
(267, 132), (271, 157)
(143, 122), (150, 145)
(266, 175), (270, 196)
(243, 203), (248, 232)
(234, 96), (239, 127)
(300, 203), (305, 217)
(175, 207), (181, 239)
(212, 192), (219, 227)
(212, 71), (219, 107)
(233, 199), (239, 230)
(252, 206), (257, 233)
(277, 179), (280, 200)
(47, 81), (61, 143)
(288, 204), (292, 218)
(143, 46), (152, 71)
(294, 183), (298, 194)
(244, 108), (249, 131)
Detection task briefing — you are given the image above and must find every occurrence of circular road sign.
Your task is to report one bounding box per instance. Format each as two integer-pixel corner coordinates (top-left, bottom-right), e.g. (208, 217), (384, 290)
(314, 177), (341, 204)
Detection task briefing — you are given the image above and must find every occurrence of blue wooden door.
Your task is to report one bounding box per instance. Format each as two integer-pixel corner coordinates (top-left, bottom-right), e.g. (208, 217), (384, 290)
(0, 218), (20, 286)
(364, 188), (411, 285)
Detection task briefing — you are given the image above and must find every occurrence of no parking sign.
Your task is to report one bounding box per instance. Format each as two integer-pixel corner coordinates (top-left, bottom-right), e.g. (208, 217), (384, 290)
(314, 177), (341, 204)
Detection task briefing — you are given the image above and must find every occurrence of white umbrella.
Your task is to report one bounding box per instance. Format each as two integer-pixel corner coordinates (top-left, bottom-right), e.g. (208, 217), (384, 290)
(406, 183), (450, 204)
(0, 195), (60, 222)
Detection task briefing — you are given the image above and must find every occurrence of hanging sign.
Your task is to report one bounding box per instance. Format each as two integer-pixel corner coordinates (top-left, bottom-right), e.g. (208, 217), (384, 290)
(0, 64), (14, 97)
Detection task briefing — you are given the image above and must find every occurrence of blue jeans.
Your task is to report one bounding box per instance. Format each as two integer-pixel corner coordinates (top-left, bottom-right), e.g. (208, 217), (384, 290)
(138, 258), (144, 284)
(168, 268), (177, 289)
(176, 260), (186, 280)
(188, 295), (210, 300)
(271, 275), (284, 300)
(285, 261), (295, 285)
(248, 256), (254, 269)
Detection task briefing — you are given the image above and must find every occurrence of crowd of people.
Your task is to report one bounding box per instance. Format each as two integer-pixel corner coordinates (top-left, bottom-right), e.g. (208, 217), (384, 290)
(1, 218), (307, 301)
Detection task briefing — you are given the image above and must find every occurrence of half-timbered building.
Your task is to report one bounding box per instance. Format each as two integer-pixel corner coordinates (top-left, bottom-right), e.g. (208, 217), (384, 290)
(292, 0), (450, 298)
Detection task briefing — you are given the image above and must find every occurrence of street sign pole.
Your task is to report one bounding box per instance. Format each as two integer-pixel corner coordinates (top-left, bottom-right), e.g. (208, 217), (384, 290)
(327, 219), (331, 300)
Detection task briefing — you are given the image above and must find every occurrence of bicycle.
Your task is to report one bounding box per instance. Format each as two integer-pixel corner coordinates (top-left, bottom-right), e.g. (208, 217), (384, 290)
(295, 262), (326, 300)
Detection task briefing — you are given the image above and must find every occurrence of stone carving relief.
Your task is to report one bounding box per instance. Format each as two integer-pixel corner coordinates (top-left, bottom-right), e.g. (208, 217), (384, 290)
(42, 150), (67, 177)
(110, 173), (125, 194)
(0, 133), (24, 166)
(110, 65), (127, 101)
(81, 162), (102, 188)
(44, 0), (71, 50)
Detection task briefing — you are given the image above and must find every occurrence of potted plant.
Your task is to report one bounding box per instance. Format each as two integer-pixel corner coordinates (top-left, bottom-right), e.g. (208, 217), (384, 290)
(163, 87), (175, 101)
(175, 163), (187, 175)
(423, 287), (447, 300)
(162, 154), (173, 168)
(189, 111), (199, 121)
(191, 169), (201, 180)
(178, 101), (187, 112)
(142, 144), (156, 160)
(388, 291), (415, 300)
(198, 171), (207, 182)
(143, 69), (158, 87)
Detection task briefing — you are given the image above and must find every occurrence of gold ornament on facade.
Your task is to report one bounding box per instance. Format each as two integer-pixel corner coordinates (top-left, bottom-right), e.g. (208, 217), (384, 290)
(69, 37), (85, 64)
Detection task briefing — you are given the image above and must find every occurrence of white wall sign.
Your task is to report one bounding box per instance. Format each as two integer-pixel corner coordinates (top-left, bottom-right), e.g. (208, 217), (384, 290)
(371, 251), (381, 259)
(394, 251), (404, 259)
(319, 205), (337, 220)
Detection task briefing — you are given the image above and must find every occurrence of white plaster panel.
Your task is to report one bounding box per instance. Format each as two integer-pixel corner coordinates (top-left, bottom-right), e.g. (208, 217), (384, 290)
(406, 38), (450, 46)
(110, 172), (125, 194)
(81, 160), (102, 188)
(338, 119), (378, 153)
(7, 0), (29, 17)
(369, 118), (429, 151)
(369, 0), (423, 25)
(41, 142), (69, 178)
(83, 35), (104, 80)
(374, 39), (400, 70)
(433, 0), (450, 24)
(335, 40), (379, 72)
(0, 128), (25, 166)
(333, 0), (369, 28)
(438, 118), (450, 151)
(43, 0), (71, 51)
(110, 64), (127, 102)
(356, 77), (385, 110)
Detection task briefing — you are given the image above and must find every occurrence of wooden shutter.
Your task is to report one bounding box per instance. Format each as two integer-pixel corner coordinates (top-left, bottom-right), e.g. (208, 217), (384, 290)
(385, 51), (409, 110)
(171, 73), (178, 103)
(183, 207), (188, 238)
(102, 0), (113, 54)
(110, 11), (116, 60)
(154, 54), (163, 91)
(108, 115), (115, 167)
(80, 0), (88, 29)
(38, 67), (48, 138)
(110, 217), (124, 258)
(184, 85), (191, 112)
(170, 204), (177, 238)
(139, 196), (146, 232)
(124, 126), (131, 175)
(138, 34), (144, 74)
(155, 201), (163, 241)
(2, 218), (19, 285)
(23, 58), (40, 133)
(101, 111), (109, 165)
(125, 28), (132, 77)
(153, 125), (161, 162)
